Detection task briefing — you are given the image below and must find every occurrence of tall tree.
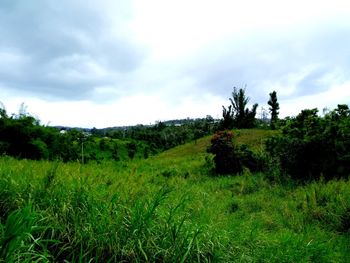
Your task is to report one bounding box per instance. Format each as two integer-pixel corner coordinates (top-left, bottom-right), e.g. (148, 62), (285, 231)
(268, 91), (279, 129)
(228, 87), (258, 128)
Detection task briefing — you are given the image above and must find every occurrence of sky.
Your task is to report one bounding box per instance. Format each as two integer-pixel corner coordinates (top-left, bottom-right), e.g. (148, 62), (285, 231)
(0, 0), (350, 128)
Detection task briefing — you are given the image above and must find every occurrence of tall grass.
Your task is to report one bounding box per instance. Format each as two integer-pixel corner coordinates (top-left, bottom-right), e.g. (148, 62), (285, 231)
(0, 158), (218, 262)
(0, 130), (349, 262)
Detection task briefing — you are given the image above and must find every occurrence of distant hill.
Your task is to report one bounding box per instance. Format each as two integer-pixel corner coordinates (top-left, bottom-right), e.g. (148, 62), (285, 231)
(53, 117), (220, 133)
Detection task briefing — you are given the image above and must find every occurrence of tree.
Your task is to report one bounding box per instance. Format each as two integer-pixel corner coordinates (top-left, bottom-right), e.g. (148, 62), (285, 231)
(335, 104), (350, 118)
(224, 87), (258, 129)
(220, 105), (234, 130)
(0, 101), (7, 119)
(267, 91), (280, 129)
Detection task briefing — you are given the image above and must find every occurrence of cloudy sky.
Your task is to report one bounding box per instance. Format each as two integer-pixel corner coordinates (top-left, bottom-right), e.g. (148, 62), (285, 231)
(1, 0), (350, 127)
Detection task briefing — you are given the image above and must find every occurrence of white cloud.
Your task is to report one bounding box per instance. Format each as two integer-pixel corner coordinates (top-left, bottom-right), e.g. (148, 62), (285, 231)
(281, 81), (350, 117)
(1, 0), (350, 127)
(2, 91), (225, 128)
(131, 0), (350, 58)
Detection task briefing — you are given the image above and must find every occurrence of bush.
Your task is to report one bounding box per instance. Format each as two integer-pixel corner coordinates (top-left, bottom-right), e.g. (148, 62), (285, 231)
(266, 105), (350, 181)
(236, 144), (266, 173)
(207, 130), (243, 175)
(126, 142), (137, 159)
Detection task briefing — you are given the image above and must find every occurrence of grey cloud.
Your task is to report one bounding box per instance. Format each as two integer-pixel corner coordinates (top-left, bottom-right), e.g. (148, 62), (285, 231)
(293, 67), (329, 97)
(0, 0), (147, 100)
(186, 23), (350, 104)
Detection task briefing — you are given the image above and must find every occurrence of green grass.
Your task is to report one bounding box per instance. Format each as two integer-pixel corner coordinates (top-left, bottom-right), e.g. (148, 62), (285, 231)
(0, 129), (349, 262)
(233, 129), (279, 151)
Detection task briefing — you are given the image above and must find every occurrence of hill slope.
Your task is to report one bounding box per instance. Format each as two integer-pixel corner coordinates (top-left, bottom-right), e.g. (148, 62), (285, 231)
(156, 129), (277, 163)
(0, 129), (349, 262)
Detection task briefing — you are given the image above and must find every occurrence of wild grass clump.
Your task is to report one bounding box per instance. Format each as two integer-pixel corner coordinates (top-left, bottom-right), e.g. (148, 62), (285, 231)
(0, 204), (56, 262)
(0, 159), (220, 262)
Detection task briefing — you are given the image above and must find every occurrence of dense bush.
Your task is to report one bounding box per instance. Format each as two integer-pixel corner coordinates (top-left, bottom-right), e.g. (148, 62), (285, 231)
(207, 130), (243, 175)
(0, 114), (62, 160)
(266, 105), (350, 181)
(207, 131), (267, 175)
(126, 141), (137, 159)
(236, 144), (266, 173)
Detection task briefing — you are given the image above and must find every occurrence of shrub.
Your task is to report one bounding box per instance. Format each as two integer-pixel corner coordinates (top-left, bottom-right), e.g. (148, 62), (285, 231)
(207, 130), (243, 175)
(126, 141), (137, 159)
(266, 105), (350, 181)
(236, 144), (266, 173)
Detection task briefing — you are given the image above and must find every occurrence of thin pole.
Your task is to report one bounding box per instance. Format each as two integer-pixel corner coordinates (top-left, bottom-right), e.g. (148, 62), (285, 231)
(81, 141), (84, 164)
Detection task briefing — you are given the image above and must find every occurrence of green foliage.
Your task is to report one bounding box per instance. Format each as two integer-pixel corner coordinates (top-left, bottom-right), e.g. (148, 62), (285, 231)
(0, 126), (349, 262)
(112, 143), (120, 161)
(0, 206), (36, 260)
(0, 106), (150, 163)
(0, 153), (349, 262)
(220, 87), (258, 129)
(230, 87), (258, 128)
(126, 141), (137, 159)
(207, 130), (270, 175)
(108, 118), (217, 153)
(0, 204), (55, 262)
(1, 99), (350, 261)
(0, 158), (218, 262)
(207, 130), (243, 175)
(0, 112), (57, 160)
(236, 144), (266, 173)
(0, 103), (219, 164)
(266, 105), (350, 181)
(221, 105), (235, 130)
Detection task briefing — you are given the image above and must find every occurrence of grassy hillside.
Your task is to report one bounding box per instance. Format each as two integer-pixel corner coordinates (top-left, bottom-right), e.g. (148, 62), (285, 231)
(0, 129), (349, 262)
(157, 129), (277, 160)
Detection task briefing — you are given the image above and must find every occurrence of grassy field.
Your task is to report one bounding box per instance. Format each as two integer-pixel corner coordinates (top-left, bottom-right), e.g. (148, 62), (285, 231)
(0, 129), (349, 262)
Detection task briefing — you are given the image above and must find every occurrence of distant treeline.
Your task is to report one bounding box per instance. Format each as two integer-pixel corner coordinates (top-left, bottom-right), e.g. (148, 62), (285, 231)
(0, 106), (219, 162)
(94, 116), (218, 150)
